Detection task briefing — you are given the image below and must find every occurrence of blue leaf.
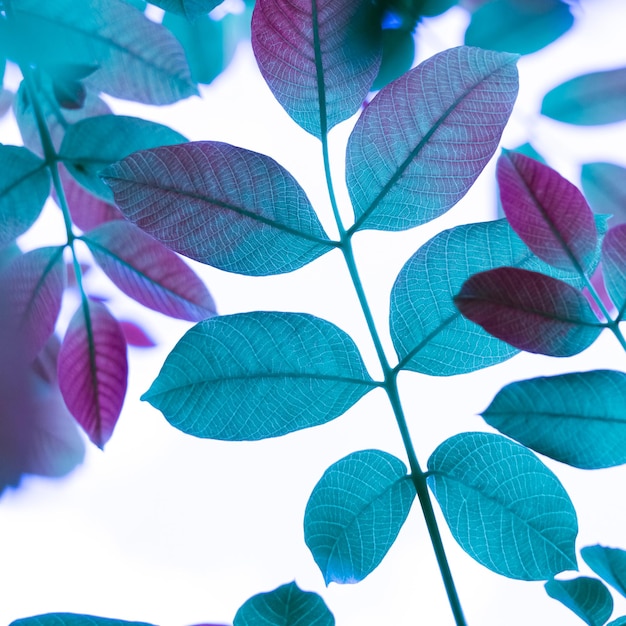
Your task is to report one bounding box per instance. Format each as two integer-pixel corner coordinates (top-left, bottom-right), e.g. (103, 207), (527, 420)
(545, 577), (613, 626)
(582, 545), (626, 598)
(10, 615), (154, 626)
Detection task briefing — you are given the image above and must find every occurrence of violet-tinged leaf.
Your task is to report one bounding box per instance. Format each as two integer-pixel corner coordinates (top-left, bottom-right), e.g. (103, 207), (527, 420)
(428, 432), (578, 580)
(60, 115), (187, 203)
(582, 162), (626, 226)
(143, 312), (375, 440)
(482, 370), (626, 469)
(152, 0), (223, 20)
(454, 267), (603, 357)
(102, 142), (333, 276)
(118, 320), (156, 347)
(83, 221), (216, 321)
(346, 46), (518, 232)
(0, 246), (66, 362)
(58, 300), (128, 449)
(251, 0), (382, 139)
(582, 545), (626, 598)
(545, 577), (613, 626)
(542, 67), (626, 126)
(10, 616), (155, 626)
(0, 145), (51, 246)
(602, 224), (626, 318)
(498, 150), (598, 273)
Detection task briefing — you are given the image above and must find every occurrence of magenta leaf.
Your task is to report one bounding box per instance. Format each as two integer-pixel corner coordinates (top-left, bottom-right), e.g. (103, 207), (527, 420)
(118, 320), (156, 347)
(83, 221), (216, 321)
(346, 46), (518, 232)
(102, 142), (333, 276)
(601, 224), (626, 318)
(251, 0), (382, 139)
(0, 246), (66, 362)
(58, 300), (128, 449)
(454, 267), (604, 356)
(498, 150), (598, 274)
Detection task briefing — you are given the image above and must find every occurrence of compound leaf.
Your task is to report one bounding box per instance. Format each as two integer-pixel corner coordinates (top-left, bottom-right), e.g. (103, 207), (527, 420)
(582, 545), (626, 598)
(428, 432), (578, 580)
(601, 224), (626, 317)
(151, 0), (223, 20)
(545, 577), (613, 626)
(582, 162), (626, 226)
(10, 615), (155, 626)
(346, 46), (518, 232)
(304, 449), (415, 584)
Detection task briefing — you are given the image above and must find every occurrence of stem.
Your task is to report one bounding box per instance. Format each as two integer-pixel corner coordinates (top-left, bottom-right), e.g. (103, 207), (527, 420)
(581, 273), (626, 351)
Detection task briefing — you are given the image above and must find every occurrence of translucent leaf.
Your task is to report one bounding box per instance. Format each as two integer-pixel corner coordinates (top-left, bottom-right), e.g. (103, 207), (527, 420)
(0, 145), (50, 246)
(582, 162), (626, 226)
(152, 0), (223, 20)
(545, 577), (613, 626)
(83, 221), (216, 321)
(608, 618), (626, 626)
(454, 267), (603, 357)
(58, 300), (128, 449)
(251, 0), (382, 138)
(371, 28), (415, 91)
(542, 67), (626, 126)
(482, 370), (626, 469)
(601, 224), (626, 317)
(465, 0), (573, 55)
(118, 320), (156, 347)
(346, 46), (518, 232)
(60, 115), (187, 202)
(582, 545), (626, 597)
(10, 615), (155, 626)
(428, 432), (578, 580)
(498, 150), (597, 273)
(234, 582), (334, 626)
(304, 449), (415, 584)
(102, 142), (334, 276)
(143, 312), (375, 441)
(4, 0), (197, 104)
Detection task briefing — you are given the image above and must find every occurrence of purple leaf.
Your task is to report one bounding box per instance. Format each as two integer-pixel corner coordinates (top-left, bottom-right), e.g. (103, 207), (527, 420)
(118, 320), (156, 348)
(0, 246), (66, 362)
(582, 264), (615, 321)
(251, 0), (382, 138)
(58, 300), (128, 449)
(454, 267), (603, 356)
(83, 221), (216, 321)
(602, 224), (626, 316)
(497, 150), (598, 273)
(346, 46), (519, 232)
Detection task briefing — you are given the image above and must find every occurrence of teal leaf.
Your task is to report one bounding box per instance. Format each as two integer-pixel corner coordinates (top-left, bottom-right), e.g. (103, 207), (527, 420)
(427, 432), (578, 580)
(371, 28), (415, 91)
(582, 545), (626, 597)
(542, 67), (626, 126)
(582, 162), (626, 226)
(234, 582), (334, 626)
(545, 577), (613, 626)
(346, 46), (518, 232)
(10, 615), (154, 626)
(608, 619), (626, 626)
(304, 449), (415, 584)
(601, 224), (626, 317)
(152, 0), (223, 20)
(102, 142), (334, 276)
(482, 370), (626, 469)
(251, 0), (382, 139)
(0, 145), (50, 246)
(60, 115), (187, 202)
(143, 312), (376, 441)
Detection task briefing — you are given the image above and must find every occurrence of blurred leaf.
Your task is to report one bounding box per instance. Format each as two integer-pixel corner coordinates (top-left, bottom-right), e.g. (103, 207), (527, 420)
(304, 449), (414, 584)
(346, 46), (518, 232)
(511, 142), (546, 164)
(545, 577), (613, 626)
(371, 28), (415, 91)
(465, 0), (573, 55)
(251, 0), (382, 138)
(118, 320), (156, 347)
(582, 162), (626, 226)
(482, 370), (626, 469)
(602, 224), (626, 317)
(582, 545), (626, 598)
(58, 300), (128, 449)
(143, 312), (375, 440)
(0, 145), (50, 246)
(152, 0), (223, 20)
(454, 267), (603, 356)
(103, 142), (333, 276)
(83, 221), (217, 321)
(608, 618), (626, 626)
(0, 88), (13, 118)
(10, 615), (155, 626)
(60, 115), (187, 202)
(428, 432), (578, 580)
(542, 67), (626, 125)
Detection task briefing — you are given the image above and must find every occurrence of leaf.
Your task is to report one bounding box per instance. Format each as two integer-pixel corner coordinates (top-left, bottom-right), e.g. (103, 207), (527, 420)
(545, 577), (613, 626)
(497, 150), (598, 273)
(143, 312), (375, 441)
(10, 615), (155, 626)
(601, 224), (626, 317)
(464, 0), (573, 55)
(0, 246), (66, 362)
(4, 0), (197, 104)
(304, 449), (415, 584)
(60, 114), (187, 202)
(582, 162), (626, 226)
(234, 582), (334, 626)
(152, 0), (223, 20)
(0, 145), (51, 246)
(118, 320), (156, 347)
(371, 28), (415, 91)
(454, 267), (603, 356)
(482, 370), (626, 469)
(608, 618), (626, 626)
(582, 545), (626, 597)
(427, 432), (578, 580)
(102, 142), (334, 276)
(346, 46), (518, 232)
(251, 0), (382, 139)
(58, 300), (128, 449)
(83, 221), (216, 321)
